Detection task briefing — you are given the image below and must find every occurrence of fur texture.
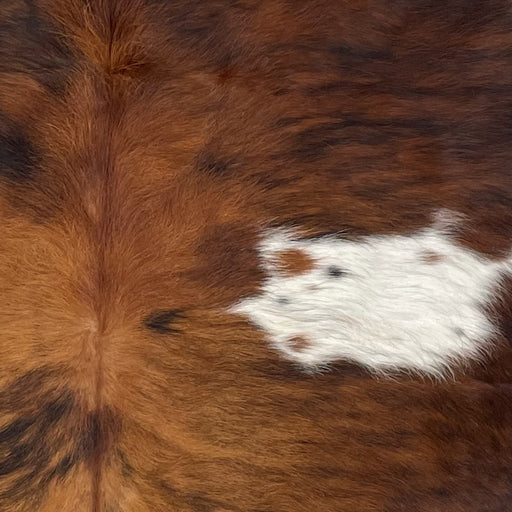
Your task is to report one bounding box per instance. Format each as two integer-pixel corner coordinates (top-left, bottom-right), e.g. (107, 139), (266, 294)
(231, 216), (512, 376)
(0, 0), (511, 511)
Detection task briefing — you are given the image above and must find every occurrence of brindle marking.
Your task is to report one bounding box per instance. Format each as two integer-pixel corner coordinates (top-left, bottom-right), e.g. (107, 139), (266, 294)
(0, 0), (510, 511)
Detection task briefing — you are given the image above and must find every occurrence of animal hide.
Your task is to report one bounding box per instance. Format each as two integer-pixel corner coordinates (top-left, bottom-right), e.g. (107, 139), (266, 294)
(0, 1), (511, 511)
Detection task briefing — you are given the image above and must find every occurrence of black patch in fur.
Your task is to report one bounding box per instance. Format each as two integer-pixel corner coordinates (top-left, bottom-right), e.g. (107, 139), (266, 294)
(0, 116), (38, 182)
(154, 0), (246, 70)
(196, 151), (233, 175)
(288, 116), (447, 161)
(52, 453), (77, 479)
(144, 309), (184, 334)
(0, 0), (74, 92)
(327, 266), (346, 278)
(0, 366), (121, 507)
(0, 378), (76, 503)
(78, 408), (121, 462)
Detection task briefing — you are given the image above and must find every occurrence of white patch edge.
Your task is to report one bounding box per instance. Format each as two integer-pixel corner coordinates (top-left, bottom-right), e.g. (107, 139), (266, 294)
(230, 216), (512, 378)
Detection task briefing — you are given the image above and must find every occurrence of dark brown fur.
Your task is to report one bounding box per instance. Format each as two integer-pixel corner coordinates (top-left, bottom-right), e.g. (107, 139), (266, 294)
(1, 0), (511, 510)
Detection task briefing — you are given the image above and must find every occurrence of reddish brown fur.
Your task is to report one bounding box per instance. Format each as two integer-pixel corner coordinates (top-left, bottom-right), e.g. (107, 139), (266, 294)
(275, 249), (315, 277)
(287, 336), (312, 352)
(0, 0), (511, 511)
(419, 250), (445, 264)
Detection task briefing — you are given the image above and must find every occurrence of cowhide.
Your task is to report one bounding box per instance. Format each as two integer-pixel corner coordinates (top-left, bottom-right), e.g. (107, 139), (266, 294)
(1, 1), (511, 511)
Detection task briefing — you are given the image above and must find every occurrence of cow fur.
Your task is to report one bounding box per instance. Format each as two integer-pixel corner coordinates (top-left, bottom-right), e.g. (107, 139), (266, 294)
(0, 1), (511, 511)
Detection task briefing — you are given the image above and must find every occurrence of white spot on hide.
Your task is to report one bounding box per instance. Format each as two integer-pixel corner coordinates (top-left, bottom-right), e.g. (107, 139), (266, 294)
(230, 217), (512, 377)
